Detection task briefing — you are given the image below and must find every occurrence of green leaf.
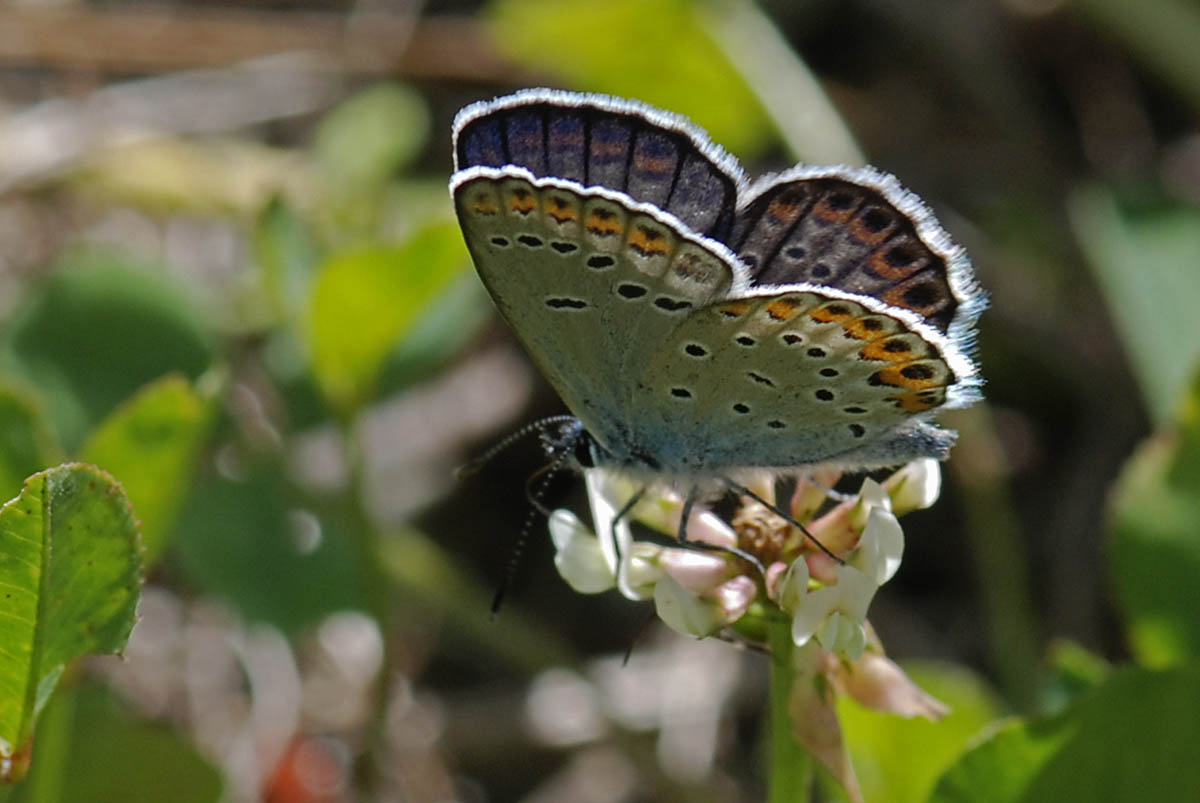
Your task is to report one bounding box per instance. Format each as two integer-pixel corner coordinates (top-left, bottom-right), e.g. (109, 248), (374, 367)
(930, 665), (1200, 803)
(11, 684), (222, 802)
(79, 375), (218, 564)
(0, 384), (63, 505)
(169, 466), (366, 634)
(1, 250), (213, 447)
(313, 83), (431, 192)
(1040, 640), (1111, 714)
(488, 0), (775, 158)
(377, 272), (493, 395)
(0, 464), (141, 778)
(1107, 366), (1200, 666)
(307, 222), (469, 412)
(253, 196), (321, 323)
(825, 661), (1003, 803)
(1068, 186), (1200, 424)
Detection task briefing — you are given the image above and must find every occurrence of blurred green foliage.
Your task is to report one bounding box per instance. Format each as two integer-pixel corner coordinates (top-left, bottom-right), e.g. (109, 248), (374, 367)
(0, 0), (1196, 799)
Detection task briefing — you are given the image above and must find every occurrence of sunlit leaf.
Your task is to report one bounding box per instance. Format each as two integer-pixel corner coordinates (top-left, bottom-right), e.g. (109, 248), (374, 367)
(824, 661), (1002, 803)
(0, 465), (141, 780)
(72, 137), (313, 216)
(307, 222), (469, 412)
(1, 250), (214, 448)
(313, 83), (431, 192)
(930, 666), (1200, 802)
(79, 375), (218, 564)
(0, 384), (63, 505)
(488, 0), (775, 158)
(1107, 365), (1200, 666)
(11, 685), (222, 802)
(1068, 186), (1200, 424)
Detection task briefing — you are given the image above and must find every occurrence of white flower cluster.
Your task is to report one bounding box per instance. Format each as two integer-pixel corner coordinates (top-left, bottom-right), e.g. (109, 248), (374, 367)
(549, 459), (942, 661)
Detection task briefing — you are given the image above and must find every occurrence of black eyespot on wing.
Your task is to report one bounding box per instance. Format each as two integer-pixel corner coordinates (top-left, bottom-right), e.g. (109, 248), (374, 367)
(670, 387), (692, 398)
(902, 283), (940, 308)
(587, 255), (615, 269)
(861, 208), (890, 232)
(886, 246), (914, 267)
(684, 343), (708, 357)
(654, 297), (692, 312)
(767, 419), (786, 429)
(736, 335), (756, 347)
(490, 236), (510, 247)
(748, 371), (775, 387)
(901, 363), (936, 380)
(617, 283), (648, 299)
(732, 403), (750, 414)
(815, 389), (834, 401)
(551, 241), (579, 254)
(849, 423), (866, 438)
(820, 368), (839, 377)
(807, 347), (826, 358)
(545, 297), (588, 310)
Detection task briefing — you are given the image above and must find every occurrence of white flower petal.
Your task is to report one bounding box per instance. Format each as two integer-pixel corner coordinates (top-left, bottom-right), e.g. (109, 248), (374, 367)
(858, 478), (891, 512)
(885, 458), (942, 515)
(833, 564), (879, 621)
(654, 574), (722, 637)
(791, 585), (838, 647)
(549, 509), (616, 593)
(840, 618), (867, 660)
(656, 548), (734, 590)
(778, 557), (811, 613)
(714, 576), (757, 622)
(583, 468), (643, 600)
(851, 506), (904, 585)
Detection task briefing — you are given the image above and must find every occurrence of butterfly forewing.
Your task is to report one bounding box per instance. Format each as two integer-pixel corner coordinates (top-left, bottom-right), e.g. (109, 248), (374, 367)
(454, 90), (745, 241)
(453, 169), (741, 457)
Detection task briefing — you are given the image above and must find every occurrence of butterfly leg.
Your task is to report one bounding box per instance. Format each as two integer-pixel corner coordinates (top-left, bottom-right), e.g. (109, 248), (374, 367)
(675, 484), (767, 575)
(675, 485), (697, 543)
(722, 478), (843, 564)
(607, 485), (647, 573)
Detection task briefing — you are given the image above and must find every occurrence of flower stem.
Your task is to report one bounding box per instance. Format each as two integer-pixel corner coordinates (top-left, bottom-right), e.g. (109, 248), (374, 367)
(766, 618), (813, 803)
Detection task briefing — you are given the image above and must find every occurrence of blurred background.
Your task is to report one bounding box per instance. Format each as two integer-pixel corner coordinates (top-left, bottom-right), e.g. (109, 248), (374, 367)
(0, 0), (1198, 801)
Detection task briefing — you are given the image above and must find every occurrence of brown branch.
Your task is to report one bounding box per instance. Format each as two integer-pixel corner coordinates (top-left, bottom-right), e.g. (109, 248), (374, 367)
(0, 6), (527, 81)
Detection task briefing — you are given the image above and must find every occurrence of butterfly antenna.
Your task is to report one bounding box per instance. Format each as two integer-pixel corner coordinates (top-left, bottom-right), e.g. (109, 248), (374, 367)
(723, 478), (845, 565)
(490, 423), (583, 616)
(455, 414), (581, 480)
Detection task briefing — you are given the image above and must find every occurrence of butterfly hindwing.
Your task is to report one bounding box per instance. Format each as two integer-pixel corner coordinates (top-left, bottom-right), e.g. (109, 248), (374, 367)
(730, 166), (976, 335)
(633, 286), (960, 471)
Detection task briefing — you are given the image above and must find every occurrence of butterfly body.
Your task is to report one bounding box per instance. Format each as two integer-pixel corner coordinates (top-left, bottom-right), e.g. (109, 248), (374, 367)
(451, 90), (984, 481)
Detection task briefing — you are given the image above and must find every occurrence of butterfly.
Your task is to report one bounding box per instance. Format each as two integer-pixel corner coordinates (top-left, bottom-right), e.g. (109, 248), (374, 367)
(450, 89), (984, 491)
